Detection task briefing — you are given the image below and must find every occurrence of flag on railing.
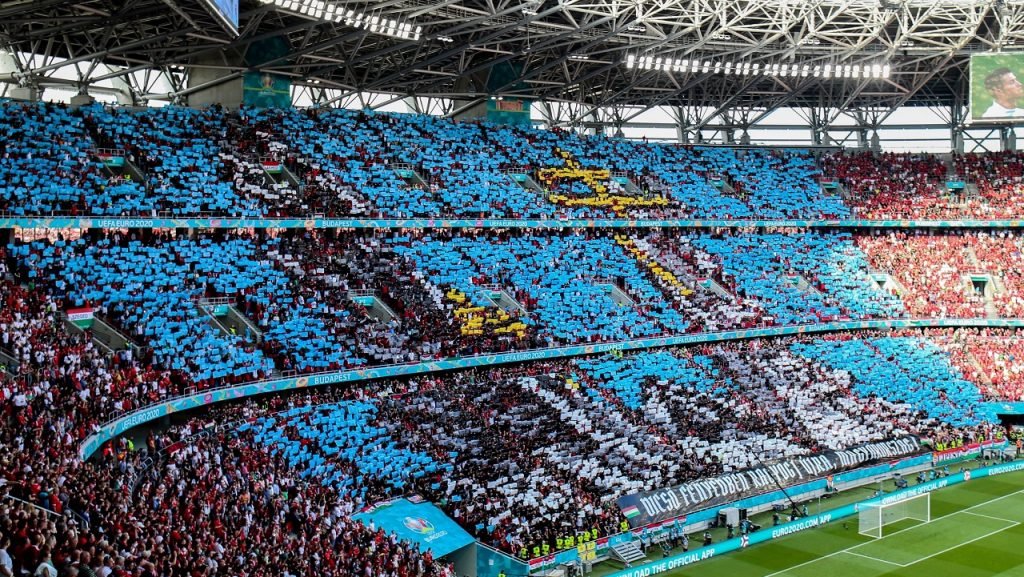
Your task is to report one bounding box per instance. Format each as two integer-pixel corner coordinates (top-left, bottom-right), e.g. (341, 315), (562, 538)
(67, 307), (95, 328)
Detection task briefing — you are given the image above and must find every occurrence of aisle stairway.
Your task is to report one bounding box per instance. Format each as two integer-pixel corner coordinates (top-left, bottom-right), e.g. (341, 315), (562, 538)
(610, 541), (647, 565)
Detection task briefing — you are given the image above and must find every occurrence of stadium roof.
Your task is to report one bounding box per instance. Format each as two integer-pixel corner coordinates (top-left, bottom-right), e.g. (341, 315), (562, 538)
(1, 0), (1022, 124)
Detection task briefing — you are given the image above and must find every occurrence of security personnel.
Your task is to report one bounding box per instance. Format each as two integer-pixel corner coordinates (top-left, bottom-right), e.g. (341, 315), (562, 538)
(566, 534), (575, 549)
(541, 542), (550, 557)
(556, 536), (564, 551)
(518, 547), (528, 560)
(498, 570), (507, 577)
(620, 519), (630, 533)
(531, 545), (540, 559)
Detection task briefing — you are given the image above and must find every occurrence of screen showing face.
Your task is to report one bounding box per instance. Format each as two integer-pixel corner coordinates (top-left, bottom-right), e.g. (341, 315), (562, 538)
(971, 53), (1024, 123)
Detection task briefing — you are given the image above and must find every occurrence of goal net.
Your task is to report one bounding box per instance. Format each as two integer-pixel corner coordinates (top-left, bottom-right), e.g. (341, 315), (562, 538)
(858, 492), (931, 539)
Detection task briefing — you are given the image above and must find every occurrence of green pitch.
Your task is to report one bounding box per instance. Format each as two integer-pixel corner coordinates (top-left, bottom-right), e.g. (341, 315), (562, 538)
(602, 467), (1024, 577)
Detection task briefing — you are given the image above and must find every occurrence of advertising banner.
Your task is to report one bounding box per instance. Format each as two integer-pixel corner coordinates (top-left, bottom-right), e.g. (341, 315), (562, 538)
(616, 436), (923, 527)
(932, 439), (1005, 466)
(982, 401), (1024, 415)
(353, 498), (475, 557)
(603, 459), (1024, 577)
(243, 71), (292, 108)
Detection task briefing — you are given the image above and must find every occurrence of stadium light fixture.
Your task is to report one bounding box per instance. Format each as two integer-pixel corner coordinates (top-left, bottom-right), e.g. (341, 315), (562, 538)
(624, 53), (891, 80)
(262, 0), (421, 41)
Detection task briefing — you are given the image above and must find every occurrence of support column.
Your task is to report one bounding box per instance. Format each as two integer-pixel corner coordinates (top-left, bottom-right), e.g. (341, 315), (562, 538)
(1001, 127), (1017, 151)
(187, 55), (243, 109)
(0, 52), (38, 101)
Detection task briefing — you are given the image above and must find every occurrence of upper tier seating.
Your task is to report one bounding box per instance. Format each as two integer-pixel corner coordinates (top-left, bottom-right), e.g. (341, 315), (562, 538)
(83, 103), (261, 216)
(0, 101), (147, 215)
(824, 151), (947, 219)
(0, 100), (880, 219)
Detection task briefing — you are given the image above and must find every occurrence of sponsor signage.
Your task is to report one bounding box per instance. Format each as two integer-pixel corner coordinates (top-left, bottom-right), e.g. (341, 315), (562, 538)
(353, 498), (475, 557)
(603, 460), (1024, 577)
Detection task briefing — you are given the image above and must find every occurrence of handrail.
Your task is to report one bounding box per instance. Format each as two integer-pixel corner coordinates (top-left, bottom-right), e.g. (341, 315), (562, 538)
(194, 296), (234, 306)
(93, 148), (126, 157)
(2, 491), (89, 529)
(77, 317), (1024, 461)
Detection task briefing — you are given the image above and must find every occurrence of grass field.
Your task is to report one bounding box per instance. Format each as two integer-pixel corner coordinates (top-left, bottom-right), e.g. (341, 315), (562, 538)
(594, 465), (1024, 577)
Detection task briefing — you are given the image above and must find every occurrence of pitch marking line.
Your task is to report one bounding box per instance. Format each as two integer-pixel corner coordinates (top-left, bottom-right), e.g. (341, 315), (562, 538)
(890, 520), (1020, 568)
(761, 488), (1024, 577)
(840, 551), (904, 567)
(959, 510), (1019, 524)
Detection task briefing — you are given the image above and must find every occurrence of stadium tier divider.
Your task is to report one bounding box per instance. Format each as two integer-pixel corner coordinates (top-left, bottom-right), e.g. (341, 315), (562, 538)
(7, 217), (1024, 229)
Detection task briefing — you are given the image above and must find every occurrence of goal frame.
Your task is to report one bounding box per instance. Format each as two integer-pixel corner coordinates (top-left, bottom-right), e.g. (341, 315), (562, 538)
(858, 492), (931, 539)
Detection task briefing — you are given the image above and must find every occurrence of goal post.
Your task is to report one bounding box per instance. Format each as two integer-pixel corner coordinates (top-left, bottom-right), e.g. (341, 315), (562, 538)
(858, 492), (931, 539)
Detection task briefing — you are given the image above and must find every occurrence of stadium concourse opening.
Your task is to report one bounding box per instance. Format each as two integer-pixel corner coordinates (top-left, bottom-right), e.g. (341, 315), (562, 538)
(11, 1), (1024, 574)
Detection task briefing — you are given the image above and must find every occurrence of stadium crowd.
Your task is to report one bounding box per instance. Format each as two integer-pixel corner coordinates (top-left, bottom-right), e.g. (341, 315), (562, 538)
(6, 100), (982, 221)
(8, 96), (1024, 577)
(856, 230), (1024, 318)
(0, 241), (1014, 575)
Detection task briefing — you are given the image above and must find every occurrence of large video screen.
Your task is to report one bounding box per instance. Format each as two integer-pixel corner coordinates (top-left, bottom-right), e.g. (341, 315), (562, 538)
(970, 53), (1024, 123)
(200, 0), (239, 36)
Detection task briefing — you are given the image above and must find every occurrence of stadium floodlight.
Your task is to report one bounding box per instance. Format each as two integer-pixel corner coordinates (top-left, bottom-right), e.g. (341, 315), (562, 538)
(620, 52), (889, 81)
(260, 0), (420, 41)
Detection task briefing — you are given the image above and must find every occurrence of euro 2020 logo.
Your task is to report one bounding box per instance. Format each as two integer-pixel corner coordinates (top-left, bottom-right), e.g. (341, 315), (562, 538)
(403, 516), (435, 534)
